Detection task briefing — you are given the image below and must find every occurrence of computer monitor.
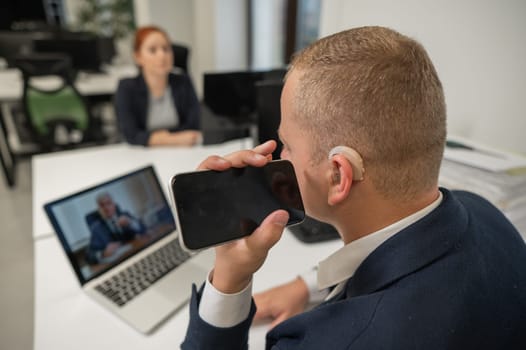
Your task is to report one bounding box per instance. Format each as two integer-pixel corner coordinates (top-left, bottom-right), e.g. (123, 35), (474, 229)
(0, 30), (52, 67)
(255, 80), (283, 160)
(254, 79), (340, 243)
(203, 71), (266, 121)
(33, 34), (114, 72)
(203, 68), (288, 122)
(0, 1), (47, 30)
(97, 36), (116, 64)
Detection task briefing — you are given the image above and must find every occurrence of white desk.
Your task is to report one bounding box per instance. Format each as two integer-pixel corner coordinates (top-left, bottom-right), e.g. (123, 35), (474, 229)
(34, 229), (341, 349)
(32, 139), (342, 349)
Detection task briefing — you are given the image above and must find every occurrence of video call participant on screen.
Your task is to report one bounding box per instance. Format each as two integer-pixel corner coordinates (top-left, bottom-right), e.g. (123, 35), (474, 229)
(86, 192), (146, 264)
(115, 25), (201, 147)
(181, 27), (526, 349)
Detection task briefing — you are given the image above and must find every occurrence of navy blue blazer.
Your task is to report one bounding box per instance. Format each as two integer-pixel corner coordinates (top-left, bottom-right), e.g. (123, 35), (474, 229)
(114, 73), (200, 146)
(182, 189), (526, 349)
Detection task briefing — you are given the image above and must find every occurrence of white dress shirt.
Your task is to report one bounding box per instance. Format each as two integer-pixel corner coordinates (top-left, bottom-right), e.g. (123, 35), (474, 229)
(199, 191), (443, 327)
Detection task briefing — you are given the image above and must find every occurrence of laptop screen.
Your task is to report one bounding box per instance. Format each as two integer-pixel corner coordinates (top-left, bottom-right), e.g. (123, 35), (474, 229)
(44, 165), (176, 285)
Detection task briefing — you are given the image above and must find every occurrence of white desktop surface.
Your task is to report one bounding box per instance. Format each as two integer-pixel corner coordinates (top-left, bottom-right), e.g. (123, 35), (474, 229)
(34, 230), (342, 349)
(32, 139), (343, 349)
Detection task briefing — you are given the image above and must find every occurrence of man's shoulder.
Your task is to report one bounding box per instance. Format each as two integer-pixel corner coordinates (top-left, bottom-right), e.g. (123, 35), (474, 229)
(268, 293), (384, 349)
(450, 189), (522, 237)
(450, 189), (495, 209)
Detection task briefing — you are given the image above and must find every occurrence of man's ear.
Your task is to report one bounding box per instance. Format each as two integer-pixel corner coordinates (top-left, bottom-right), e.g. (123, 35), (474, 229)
(327, 154), (354, 206)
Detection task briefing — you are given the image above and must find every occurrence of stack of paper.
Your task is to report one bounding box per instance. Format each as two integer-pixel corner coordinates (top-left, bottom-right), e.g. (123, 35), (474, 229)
(438, 137), (526, 241)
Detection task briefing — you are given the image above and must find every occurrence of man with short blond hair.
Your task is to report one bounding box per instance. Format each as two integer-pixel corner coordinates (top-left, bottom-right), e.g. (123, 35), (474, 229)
(182, 26), (526, 349)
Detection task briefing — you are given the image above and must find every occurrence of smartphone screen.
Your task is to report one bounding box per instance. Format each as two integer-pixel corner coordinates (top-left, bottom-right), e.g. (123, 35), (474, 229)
(170, 160), (305, 251)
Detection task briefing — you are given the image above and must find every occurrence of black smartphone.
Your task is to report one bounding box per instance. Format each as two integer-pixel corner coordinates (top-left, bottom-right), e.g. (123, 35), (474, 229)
(170, 160), (305, 251)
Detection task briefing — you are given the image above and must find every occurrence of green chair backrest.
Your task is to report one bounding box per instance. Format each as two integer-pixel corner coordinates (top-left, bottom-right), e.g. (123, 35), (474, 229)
(26, 85), (89, 136)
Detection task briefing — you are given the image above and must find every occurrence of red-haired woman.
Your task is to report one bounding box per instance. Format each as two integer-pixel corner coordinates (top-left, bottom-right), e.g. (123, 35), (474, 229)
(115, 26), (201, 146)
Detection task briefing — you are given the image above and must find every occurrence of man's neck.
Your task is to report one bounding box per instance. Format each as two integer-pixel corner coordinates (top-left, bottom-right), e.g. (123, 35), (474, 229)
(335, 187), (441, 245)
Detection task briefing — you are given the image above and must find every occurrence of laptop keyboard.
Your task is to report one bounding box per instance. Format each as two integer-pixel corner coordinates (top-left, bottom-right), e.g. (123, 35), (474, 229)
(94, 239), (191, 307)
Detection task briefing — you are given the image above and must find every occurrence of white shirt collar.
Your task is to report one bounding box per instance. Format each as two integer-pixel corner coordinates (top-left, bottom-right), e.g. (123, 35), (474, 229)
(318, 191), (443, 297)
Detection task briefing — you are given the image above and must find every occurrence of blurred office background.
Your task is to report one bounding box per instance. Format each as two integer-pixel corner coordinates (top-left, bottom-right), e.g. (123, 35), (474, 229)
(1, 0), (525, 349)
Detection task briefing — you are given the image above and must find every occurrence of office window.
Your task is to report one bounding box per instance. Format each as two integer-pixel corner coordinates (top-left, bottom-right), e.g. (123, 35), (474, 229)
(249, 0), (287, 70)
(75, 0), (135, 39)
(249, 0), (320, 70)
(43, 0), (67, 26)
(295, 0), (320, 51)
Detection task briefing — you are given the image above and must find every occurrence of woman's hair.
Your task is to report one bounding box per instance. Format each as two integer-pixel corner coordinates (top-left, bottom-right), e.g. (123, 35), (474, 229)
(133, 25), (170, 52)
(288, 26), (447, 201)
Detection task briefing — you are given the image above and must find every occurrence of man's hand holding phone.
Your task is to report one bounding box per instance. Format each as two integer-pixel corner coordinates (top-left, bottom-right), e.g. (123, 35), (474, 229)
(196, 140), (290, 294)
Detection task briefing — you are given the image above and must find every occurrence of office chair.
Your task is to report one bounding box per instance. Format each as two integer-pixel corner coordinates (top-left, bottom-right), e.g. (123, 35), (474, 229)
(0, 112), (16, 187)
(14, 53), (101, 150)
(171, 43), (189, 73)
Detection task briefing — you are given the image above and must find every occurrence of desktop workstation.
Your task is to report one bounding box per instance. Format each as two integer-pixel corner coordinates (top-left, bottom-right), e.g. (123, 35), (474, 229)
(0, 31), (287, 188)
(0, 30), (136, 189)
(0, 2), (520, 348)
(24, 53), (526, 350)
(31, 139), (343, 349)
(0, 63), (136, 187)
(26, 62), (345, 347)
(30, 97), (526, 350)
(0, 28), (134, 185)
(29, 102), (526, 350)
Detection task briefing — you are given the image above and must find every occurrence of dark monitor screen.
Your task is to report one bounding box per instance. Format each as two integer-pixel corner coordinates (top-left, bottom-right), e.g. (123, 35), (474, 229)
(97, 36), (116, 64)
(33, 35), (108, 72)
(202, 69), (288, 121)
(255, 80), (284, 160)
(203, 71), (266, 120)
(0, 30), (51, 66)
(0, 1), (47, 30)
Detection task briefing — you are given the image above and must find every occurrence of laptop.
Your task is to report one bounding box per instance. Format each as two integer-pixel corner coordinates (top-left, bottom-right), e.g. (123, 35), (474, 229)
(43, 165), (212, 334)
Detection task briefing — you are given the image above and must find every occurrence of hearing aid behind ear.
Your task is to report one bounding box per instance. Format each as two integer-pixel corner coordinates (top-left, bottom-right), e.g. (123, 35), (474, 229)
(328, 146), (365, 181)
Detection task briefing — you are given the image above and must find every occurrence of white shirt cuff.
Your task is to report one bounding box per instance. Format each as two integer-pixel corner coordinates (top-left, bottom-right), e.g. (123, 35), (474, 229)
(299, 267), (329, 303)
(198, 271), (253, 328)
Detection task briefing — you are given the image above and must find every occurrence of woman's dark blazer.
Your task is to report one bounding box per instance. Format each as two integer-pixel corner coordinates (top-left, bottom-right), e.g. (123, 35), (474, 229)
(115, 72), (200, 146)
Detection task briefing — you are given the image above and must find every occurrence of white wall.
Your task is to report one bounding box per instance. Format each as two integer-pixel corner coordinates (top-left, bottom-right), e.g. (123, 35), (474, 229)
(133, 0), (196, 74)
(251, 0), (287, 70)
(191, 0), (248, 94)
(191, 1), (216, 96)
(143, 0), (194, 47)
(320, 0), (526, 154)
(214, 0), (248, 71)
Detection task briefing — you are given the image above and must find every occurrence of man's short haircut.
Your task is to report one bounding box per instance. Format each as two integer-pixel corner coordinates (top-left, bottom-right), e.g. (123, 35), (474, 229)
(96, 191), (113, 205)
(288, 26), (446, 201)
